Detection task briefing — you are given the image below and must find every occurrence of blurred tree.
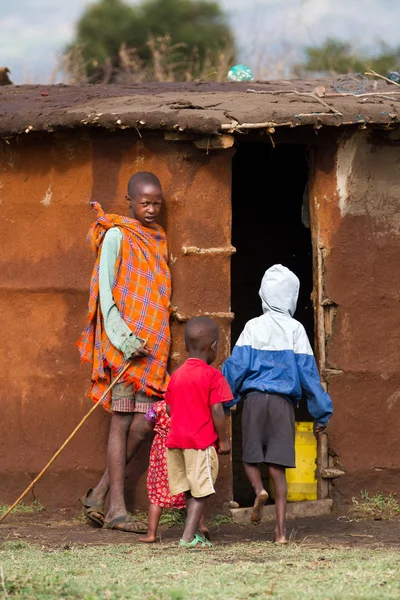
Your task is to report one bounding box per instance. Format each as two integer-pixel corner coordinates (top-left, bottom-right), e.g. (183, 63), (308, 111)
(73, 0), (137, 73)
(295, 38), (400, 76)
(68, 0), (234, 82)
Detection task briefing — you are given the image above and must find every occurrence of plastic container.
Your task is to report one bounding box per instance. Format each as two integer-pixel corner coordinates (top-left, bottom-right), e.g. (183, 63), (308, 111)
(227, 64), (254, 82)
(270, 422), (317, 502)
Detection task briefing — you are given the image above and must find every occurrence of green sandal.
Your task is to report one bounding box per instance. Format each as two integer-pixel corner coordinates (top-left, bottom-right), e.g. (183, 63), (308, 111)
(179, 533), (214, 549)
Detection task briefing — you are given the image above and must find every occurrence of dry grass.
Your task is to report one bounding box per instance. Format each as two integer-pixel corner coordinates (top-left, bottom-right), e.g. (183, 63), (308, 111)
(60, 45), (88, 84)
(350, 491), (400, 520)
(59, 35), (235, 84)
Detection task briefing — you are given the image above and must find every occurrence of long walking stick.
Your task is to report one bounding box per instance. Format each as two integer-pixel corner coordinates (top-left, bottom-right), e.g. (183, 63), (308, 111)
(0, 361), (133, 524)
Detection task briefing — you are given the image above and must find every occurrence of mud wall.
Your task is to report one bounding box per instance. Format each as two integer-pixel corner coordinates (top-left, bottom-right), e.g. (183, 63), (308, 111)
(0, 130), (233, 511)
(311, 130), (400, 500)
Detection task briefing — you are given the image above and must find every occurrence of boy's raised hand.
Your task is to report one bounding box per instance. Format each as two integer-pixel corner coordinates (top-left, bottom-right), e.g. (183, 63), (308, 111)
(218, 439), (231, 455)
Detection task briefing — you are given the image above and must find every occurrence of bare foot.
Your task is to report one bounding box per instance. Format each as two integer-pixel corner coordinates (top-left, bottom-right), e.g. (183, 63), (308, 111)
(273, 525), (288, 544)
(139, 534), (157, 543)
(273, 536), (288, 545)
(251, 489), (269, 525)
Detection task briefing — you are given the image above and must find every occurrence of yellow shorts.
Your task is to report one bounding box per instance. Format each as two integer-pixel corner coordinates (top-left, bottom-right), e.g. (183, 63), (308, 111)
(166, 446), (219, 499)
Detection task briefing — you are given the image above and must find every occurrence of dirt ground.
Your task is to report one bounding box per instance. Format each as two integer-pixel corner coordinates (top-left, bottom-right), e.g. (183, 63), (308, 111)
(1, 508), (399, 550)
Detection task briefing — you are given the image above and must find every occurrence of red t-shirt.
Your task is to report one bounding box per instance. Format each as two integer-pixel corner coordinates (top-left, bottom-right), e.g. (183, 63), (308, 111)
(165, 358), (233, 450)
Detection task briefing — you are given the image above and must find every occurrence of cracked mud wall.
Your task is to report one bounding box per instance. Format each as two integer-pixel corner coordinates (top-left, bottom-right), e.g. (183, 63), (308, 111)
(311, 129), (400, 499)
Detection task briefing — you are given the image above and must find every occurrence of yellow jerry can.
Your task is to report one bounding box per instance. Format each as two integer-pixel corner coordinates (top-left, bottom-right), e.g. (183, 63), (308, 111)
(270, 422), (317, 502)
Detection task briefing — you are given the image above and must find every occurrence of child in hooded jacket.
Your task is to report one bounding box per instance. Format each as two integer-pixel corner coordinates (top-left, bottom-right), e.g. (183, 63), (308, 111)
(223, 264), (333, 544)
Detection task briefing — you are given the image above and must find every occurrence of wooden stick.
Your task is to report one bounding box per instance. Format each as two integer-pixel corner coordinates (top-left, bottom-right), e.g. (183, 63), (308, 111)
(288, 91), (343, 116)
(0, 363), (131, 524)
(246, 88), (343, 116)
(220, 121), (294, 131)
(317, 431), (329, 500)
(325, 91), (400, 98)
(0, 336), (149, 524)
(295, 112), (339, 118)
(365, 70), (400, 88)
(182, 245), (236, 256)
(247, 88), (298, 95)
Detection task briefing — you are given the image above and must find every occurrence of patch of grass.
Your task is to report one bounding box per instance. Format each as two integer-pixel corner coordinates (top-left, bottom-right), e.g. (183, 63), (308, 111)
(131, 510), (148, 525)
(350, 491), (400, 520)
(72, 512), (88, 524)
(134, 510), (232, 529)
(135, 508), (186, 528)
(209, 514), (233, 526)
(0, 540), (399, 599)
(0, 500), (45, 517)
(132, 509), (186, 528)
(159, 509), (186, 528)
(0, 541), (31, 551)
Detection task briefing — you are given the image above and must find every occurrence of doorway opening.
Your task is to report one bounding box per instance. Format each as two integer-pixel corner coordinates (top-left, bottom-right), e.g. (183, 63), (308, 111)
(231, 141), (313, 506)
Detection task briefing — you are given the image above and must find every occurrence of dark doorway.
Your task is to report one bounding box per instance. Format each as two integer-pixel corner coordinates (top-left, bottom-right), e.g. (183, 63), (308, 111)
(231, 141), (313, 506)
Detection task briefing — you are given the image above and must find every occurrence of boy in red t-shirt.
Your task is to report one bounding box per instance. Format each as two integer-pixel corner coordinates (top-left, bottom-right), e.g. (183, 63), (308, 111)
(166, 316), (233, 548)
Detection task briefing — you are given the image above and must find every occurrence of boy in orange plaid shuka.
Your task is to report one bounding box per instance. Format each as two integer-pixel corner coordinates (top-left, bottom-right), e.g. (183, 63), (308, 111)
(77, 172), (171, 533)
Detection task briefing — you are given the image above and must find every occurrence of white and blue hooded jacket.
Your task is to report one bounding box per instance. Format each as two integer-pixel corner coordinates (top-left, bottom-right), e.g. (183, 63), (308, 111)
(223, 265), (333, 426)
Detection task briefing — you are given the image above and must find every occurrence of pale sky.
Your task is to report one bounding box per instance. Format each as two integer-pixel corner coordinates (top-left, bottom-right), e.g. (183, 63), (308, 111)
(1, 0), (399, 83)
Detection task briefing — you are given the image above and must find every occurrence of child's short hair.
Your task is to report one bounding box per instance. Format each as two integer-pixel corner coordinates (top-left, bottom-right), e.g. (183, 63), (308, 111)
(184, 317), (219, 352)
(127, 172), (161, 198)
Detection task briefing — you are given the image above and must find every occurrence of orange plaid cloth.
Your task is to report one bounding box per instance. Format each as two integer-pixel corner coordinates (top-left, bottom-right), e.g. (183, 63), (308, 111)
(77, 203), (171, 411)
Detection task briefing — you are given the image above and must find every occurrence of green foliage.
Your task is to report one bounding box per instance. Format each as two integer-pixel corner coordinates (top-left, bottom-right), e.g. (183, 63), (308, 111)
(133, 509), (231, 528)
(139, 0), (233, 61)
(296, 37), (400, 76)
(159, 508), (186, 527)
(75, 0), (138, 68)
(209, 513), (232, 526)
(68, 0), (234, 81)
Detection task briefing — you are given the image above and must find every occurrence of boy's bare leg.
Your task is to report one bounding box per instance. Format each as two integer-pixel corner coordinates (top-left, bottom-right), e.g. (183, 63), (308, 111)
(199, 514), (210, 540)
(268, 464), (288, 543)
(88, 470), (109, 507)
(182, 492), (206, 543)
(243, 462), (269, 524)
(86, 412), (152, 509)
(105, 412), (134, 522)
(99, 413), (152, 527)
(139, 503), (162, 543)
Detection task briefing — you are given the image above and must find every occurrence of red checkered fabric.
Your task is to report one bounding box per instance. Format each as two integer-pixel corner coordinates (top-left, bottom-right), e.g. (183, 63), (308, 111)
(77, 203), (171, 411)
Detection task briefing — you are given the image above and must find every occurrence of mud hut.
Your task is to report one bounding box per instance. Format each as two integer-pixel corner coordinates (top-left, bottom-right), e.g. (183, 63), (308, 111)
(1, 80), (399, 514)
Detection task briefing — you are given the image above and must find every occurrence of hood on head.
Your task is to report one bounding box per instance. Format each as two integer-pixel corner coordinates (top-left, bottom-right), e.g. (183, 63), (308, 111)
(259, 264), (300, 317)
